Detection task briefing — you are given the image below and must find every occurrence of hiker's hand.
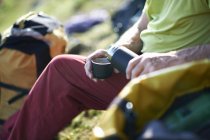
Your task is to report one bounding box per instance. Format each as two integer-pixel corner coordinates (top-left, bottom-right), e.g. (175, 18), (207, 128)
(126, 52), (183, 79)
(85, 49), (108, 80)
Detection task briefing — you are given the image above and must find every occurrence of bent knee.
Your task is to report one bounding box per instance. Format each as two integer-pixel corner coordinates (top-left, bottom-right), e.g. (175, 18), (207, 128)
(49, 54), (85, 68)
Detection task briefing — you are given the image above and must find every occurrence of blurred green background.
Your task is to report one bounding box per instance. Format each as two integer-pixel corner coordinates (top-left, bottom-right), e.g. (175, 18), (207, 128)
(0, 0), (123, 53)
(0, 0), (123, 139)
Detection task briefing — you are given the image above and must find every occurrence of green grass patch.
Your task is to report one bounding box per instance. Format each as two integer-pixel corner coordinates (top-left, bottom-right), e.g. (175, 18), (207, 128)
(0, 0), (36, 31)
(57, 110), (103, 140)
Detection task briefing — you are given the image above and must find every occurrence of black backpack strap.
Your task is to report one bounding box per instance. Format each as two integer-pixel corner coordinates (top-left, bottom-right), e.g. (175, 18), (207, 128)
(118, 99), (138, 139)
(1, 36), (51, 76)
(0, 119), (5, 125)
(0, 82), (29, 104)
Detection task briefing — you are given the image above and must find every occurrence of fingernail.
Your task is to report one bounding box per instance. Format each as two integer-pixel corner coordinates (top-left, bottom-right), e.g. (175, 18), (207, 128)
(93, 79), (98, 82)
(126, 75), (129, 79)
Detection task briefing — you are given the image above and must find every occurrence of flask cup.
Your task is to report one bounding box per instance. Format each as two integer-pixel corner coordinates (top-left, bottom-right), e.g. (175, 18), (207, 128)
(107, 46), (138, 73)
(91, 57), (113, 79)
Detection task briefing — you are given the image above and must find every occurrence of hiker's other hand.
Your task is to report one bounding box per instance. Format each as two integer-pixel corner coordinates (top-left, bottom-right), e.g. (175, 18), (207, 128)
(84, 49), (108, 80)
(126, 52), (182, 79)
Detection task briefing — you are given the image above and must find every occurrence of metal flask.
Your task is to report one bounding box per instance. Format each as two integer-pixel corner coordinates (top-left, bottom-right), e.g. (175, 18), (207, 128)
(107, 45), (138, 73)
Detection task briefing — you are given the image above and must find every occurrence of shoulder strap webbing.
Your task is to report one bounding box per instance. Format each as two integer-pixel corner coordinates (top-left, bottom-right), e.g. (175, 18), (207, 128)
(0, 82), (29, 104)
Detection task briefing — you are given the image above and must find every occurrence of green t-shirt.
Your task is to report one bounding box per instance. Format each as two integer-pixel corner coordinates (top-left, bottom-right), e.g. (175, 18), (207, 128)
(141, 0), (210, 53)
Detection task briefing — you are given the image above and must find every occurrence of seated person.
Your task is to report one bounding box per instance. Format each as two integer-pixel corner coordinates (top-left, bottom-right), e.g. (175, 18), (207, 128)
(1, 0), (210, 140)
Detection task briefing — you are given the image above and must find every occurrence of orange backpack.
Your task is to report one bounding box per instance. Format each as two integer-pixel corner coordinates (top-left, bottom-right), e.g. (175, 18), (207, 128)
(0, 12), (68, 124)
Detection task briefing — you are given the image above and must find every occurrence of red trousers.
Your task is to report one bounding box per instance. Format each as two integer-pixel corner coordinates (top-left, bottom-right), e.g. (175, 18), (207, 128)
(0, 55), (128, 140)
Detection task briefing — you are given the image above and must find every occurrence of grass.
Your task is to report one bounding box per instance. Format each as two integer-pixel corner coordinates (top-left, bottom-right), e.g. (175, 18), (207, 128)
(0, 0), (36, 31)
(57, 110), (104, 140)
(0, 0), (123, 139)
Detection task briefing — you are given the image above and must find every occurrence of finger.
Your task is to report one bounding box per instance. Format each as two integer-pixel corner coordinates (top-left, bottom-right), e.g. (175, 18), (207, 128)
(89, 49), (108, 60)
(140, 68), (151, 76)
(114, 68), (120, 73)
(130, 62), (144, 79)
(140, 64), (156, 76)
(85, 49), (109, 80)
(92, 78), (98, 82)
(140, 70), (147, 76)
(84, 59), (93, 79)
(126, 57), (141, 79)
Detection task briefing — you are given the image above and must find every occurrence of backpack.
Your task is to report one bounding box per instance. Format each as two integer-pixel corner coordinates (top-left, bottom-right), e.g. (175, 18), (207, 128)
(92, 59), (210, 140)
(0, 12), (68, 124)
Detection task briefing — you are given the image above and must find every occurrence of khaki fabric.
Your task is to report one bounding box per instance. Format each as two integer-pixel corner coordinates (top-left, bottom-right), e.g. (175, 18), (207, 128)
(0, 49), (36, 120)
(0, 12), (68, 122)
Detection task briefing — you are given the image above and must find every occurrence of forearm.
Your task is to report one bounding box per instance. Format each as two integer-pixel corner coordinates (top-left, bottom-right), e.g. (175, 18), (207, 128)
(114, 12), (148, 53)
(171, 44), (210, 64)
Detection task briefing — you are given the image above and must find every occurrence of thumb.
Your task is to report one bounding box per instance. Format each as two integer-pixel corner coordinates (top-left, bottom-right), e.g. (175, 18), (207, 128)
(113, 68), (120, 73)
